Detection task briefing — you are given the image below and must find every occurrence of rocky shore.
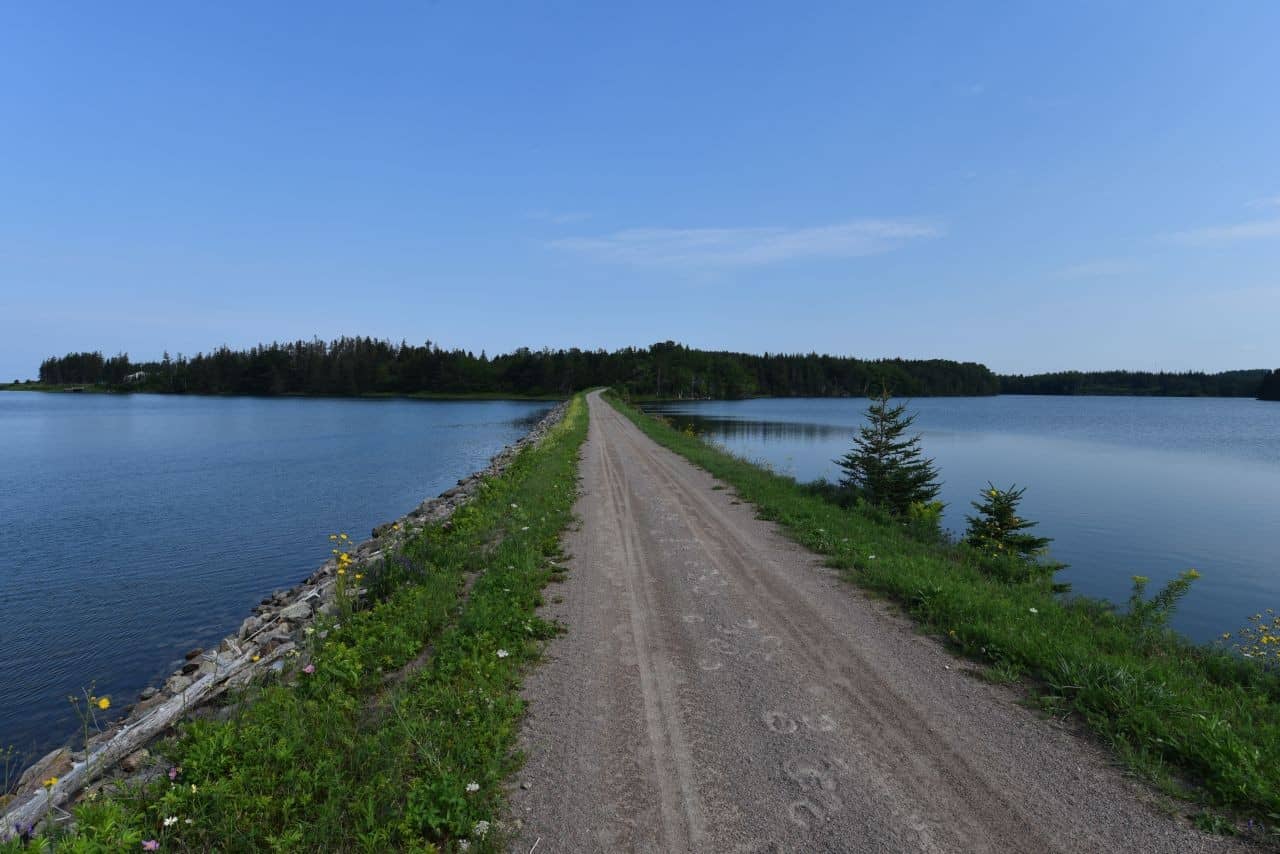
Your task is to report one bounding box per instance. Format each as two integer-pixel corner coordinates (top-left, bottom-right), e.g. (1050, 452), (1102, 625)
(2, 401), (568, 837)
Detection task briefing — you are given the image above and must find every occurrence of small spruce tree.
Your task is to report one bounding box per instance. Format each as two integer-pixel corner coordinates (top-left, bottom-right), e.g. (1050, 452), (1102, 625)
(837, 387), (941, 515)
(964, 483), (1051, 559)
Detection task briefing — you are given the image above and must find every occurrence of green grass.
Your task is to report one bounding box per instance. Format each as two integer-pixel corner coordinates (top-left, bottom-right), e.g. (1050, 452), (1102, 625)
(6, 395), (587, 853)
(605, 391), (1280, 835)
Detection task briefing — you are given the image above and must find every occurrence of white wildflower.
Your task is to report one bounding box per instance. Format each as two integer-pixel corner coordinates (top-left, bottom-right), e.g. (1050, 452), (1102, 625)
(473, 819), (491, 838)
(459, 841), (470, 851)
(163, 816), (178, 827)
(496, 649), (509, 659)
(867, 554), (876, 560)
(520, 526), (530, 531)
(465, 781), (480, 793)
(1029, 607), (1039, 614)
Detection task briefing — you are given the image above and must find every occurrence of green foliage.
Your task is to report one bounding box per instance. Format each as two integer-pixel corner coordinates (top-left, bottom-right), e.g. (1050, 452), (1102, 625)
(1126, 570), (1201, 638)
(836, 389), (941, 516)
(16, 396), (589, 851)
(36, 339), (1001, 399)
(607, 390), (1280, 829)
(1258, 368), (1280, 401)
(962, 483), (1067, 589)
(964, 483), (1050, 559)
(999, 368), (1269, 398)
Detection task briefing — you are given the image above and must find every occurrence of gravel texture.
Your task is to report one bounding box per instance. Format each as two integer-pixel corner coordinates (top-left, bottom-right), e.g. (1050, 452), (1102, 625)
(509, 391), (1244, 853)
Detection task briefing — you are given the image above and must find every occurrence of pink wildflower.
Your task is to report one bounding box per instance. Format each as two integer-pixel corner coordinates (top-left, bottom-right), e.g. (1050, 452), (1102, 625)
(142, 841), (160, 851)
(303, 663), (315, 674)
(168, 766), (180, 781)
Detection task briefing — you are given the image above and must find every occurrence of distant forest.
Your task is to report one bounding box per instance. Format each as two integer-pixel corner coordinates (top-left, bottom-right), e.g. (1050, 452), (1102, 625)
(1259, 370), (1280, 401)
(997, 369), (1273, 398)
(35, 339), (1000, 399)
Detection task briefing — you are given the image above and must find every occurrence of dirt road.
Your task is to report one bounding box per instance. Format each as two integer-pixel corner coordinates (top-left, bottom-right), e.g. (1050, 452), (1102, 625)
(509, 391), (1237, 853)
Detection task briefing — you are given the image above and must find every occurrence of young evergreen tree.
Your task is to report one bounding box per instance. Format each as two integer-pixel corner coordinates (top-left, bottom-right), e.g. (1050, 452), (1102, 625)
(964, 483), (1051, 559)
(836, 388), (941, 515)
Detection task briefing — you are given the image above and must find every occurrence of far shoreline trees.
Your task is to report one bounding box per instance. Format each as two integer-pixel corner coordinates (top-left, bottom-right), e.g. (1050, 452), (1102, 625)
(37, 339), (999, 399)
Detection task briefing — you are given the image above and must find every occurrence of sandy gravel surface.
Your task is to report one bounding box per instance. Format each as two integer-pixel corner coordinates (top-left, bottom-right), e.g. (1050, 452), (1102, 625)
(509, 391), (1244, 853)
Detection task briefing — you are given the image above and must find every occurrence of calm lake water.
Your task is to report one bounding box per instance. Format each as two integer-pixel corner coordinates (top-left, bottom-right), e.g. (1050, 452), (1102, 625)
(645, 396), (1280, 643)
(0, 392), (549, 764)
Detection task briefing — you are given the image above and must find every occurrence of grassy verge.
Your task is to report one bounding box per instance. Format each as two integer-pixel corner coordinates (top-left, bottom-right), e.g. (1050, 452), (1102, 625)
(6, 394), (587, 853)
(605, 391), (1280, 837)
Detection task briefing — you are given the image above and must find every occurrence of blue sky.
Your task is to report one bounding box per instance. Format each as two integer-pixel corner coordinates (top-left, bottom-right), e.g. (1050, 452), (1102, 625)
(2, 2), (1278, 379)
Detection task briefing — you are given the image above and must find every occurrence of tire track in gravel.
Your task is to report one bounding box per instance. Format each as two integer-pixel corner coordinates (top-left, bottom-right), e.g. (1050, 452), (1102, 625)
(509, 391), (1247, 853)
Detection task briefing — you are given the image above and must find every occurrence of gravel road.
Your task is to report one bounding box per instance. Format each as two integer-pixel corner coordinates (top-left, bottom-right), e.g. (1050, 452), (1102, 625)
(509, 391), (1243, 853)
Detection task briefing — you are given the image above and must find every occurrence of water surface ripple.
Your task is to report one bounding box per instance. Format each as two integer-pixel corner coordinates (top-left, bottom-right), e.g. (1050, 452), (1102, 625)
(0, 393), (549, 762)
(645, 395), (1280, 644)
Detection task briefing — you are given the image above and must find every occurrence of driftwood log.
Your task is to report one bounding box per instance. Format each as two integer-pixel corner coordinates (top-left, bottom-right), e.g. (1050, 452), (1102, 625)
(0, 400), (568, 842)
(0, 644), (278, 840)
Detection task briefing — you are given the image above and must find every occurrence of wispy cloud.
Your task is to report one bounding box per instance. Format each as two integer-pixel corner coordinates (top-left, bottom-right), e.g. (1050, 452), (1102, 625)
(1168, 218), (1280, 245)
(526, 210), (592, 225)
(547, 219), (942, 268)
(1247, 195), (1280, 209)
(1055, 258), (1144, 278)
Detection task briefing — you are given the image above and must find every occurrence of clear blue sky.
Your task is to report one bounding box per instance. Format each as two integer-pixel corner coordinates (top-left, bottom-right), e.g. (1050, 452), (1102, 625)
(3, 2), (1278, 379)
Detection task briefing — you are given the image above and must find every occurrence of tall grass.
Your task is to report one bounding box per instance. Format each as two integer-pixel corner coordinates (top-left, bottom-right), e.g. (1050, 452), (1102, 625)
(606, 391), (1280, 834)
(4, 395), (587, 853)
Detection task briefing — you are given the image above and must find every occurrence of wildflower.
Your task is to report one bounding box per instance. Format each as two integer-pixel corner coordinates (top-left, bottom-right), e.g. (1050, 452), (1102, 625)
(184, 819), (194, 825)
(163, 816), (178, 827)
(303, 663), (316, 674)
(142, 841), (160, 851)
(1186, 568), (1201, 579)
(473, 819), (491, 838)
(190, 783), (198, 793)
(304, 626), (315, 635)
(510, 503), (518, 509)
(168, 766), (180, 781)
(339, 533), (348, 540)
(329, 534), (337, 541)
(337, 568), (346, 576)
(42, 777), (58, 788)
(496, 649), (509, 659)
(355, 573), (363, 581)
(251, 654), (261, 662)
(97, 696), (111, 711)
(459, 842), (471, 852)
(1028, 607), (1039, 615)
(520, 526), (530, 531)
(1221, 633), (1231, 640)
(867, 554), (876, 560)
(466, 781), (480, 793)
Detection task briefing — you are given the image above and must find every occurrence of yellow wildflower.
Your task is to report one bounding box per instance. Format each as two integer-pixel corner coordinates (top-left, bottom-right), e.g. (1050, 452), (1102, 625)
(329, 534), (337, 541)
(97, 696), (110, 711)
(43, 777), (58, 788)
(251, 654), (261, 662)
(1186, 568), (1201, 579)
(337, 568), (346, 576)
(339, 533), (348, 540)
(355, 573), (363, 581)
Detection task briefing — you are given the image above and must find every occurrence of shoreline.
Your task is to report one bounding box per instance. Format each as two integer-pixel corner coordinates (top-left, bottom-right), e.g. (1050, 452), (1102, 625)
(0, 383), (566, 402)
(1, 401), (569, 823)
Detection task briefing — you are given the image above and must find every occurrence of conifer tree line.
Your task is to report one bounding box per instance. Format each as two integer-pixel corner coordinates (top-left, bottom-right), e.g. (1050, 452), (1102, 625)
(998, 368), (1272, 398)
(35, 339), (999, 398)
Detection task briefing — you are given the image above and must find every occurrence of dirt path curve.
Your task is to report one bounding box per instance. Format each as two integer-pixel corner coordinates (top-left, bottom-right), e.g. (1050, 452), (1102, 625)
(509, 391), (1240, 853)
